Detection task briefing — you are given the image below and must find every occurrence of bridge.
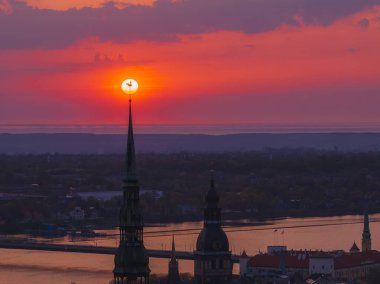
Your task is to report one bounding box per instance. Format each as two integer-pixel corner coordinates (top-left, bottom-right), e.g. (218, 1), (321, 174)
(0, 240), (240, 263)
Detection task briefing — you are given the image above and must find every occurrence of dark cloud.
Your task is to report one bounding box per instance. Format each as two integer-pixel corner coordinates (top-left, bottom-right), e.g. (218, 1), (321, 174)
(1, 0), (379, 49)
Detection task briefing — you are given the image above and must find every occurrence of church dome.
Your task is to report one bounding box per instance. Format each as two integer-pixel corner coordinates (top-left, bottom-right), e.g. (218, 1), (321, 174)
(196, 226), (229, 252)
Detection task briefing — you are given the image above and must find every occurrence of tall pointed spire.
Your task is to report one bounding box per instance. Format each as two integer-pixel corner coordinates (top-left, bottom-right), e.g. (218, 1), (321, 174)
(363, 211), (370, 236)
(114, 93), (150, 284)
(362, 210), (372, 252)
(171, 233), (177, 261)
(167, 234), (180, 284)
(210, 170), (215, 189)
(206, 170), (220, 211)
(126, 98), (137, 183)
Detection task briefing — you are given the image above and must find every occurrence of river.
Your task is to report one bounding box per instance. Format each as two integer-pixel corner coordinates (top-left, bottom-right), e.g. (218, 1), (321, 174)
(1, 214), (379, 284)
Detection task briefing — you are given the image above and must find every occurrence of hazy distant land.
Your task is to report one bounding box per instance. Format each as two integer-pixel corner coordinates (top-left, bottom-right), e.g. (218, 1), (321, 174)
(1, 133), (380, 154)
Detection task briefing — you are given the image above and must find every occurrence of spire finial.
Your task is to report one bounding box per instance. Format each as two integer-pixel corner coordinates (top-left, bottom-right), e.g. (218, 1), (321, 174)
(363, 210), (371, 239)
(210, 170), (215, 189)
(362, 210), (372, 252)
(171, 233), (176, 261)
(206, 170), (219, 208)
(126, 97), (137, 182)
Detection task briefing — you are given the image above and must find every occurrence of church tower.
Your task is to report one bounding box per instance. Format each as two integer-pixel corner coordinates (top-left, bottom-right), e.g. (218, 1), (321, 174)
(194, 172), (232, 284)
(113, 98), (150, 284)
(167, 234), (180, 284)
(362, 210), (372, 252)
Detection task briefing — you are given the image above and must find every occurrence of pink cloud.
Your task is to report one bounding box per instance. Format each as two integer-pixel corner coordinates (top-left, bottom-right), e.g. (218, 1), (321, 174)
(1, 0), (379, 49)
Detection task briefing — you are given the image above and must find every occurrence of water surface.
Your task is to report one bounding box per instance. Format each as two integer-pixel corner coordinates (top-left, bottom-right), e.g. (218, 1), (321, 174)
(1, 214), (378, 284)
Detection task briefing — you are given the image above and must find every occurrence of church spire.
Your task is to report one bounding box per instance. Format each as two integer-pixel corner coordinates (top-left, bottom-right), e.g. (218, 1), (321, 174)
(171, 233), (177, 262)
(167, 234), (180, 284)
(126, 98), (137, 183)
(363, 211), (370, 237)
(206, 170), (220, 209)
(362, 210), (372, 252)
(210, 170), (215, 189)
(114, 93), (150, 284)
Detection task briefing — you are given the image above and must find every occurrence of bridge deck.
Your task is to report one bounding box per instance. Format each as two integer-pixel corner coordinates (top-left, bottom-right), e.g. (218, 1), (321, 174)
(0, 241), (239, 263)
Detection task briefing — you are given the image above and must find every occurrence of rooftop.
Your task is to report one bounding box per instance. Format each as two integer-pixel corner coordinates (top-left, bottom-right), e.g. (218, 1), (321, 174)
(248, 250), (380, 270)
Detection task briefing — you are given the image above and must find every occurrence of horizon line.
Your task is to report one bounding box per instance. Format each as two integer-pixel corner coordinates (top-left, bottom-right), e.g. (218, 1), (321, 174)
(2, 123), (380, 135)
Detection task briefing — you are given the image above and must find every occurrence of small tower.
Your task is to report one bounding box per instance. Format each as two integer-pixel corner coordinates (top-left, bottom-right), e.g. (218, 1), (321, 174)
(167, 234), (180, 284)
(194, 172), (232, 284)
(239, 251), (250, 278)
(113, 98), (150, 284)
(349, 242), (360, 253)
(362, 210), (372, 252)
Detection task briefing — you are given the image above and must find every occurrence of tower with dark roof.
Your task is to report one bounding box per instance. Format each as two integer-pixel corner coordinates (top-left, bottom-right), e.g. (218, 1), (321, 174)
(167, 234), (180, 284)
(350, 242), (360, 253)
(239, 251), (250, 278)
(362, 210), (372, 252)
(194, 172), (232, 284)
(113, 98), (150, 284)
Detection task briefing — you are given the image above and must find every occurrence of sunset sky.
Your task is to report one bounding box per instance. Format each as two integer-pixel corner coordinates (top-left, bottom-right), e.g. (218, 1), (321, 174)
(1, 0), (380, 131)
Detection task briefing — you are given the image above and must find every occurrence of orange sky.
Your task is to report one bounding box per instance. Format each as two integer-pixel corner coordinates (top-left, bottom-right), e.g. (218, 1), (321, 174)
(19, 0), (155, 9)
(1, 1), (380, 130)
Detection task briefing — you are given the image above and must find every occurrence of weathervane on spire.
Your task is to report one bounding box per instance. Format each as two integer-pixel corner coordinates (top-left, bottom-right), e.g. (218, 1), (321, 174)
(121, 78), (139, 101)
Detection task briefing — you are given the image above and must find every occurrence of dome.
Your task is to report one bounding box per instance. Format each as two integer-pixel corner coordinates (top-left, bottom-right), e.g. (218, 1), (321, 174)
(196, 226), (229, 252)
(114, 242), (150, 276)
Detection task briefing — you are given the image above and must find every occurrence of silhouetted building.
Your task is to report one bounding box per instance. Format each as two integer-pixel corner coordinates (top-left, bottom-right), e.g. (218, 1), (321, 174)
(362, 210), (371, 252)
(194, 172), (232, 284)
(245, 248), (380, 282)
(113, 99), (150, 284)
(167, 234), (180, 284)
(349, 242), (360, 253)
(239, 251), (250, 278)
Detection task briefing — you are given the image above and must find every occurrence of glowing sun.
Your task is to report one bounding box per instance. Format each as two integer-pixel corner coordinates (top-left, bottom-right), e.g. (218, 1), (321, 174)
(121, 79), (139, 95)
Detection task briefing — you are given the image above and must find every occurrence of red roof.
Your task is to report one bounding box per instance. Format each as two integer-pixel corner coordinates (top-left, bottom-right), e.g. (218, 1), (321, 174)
(335, 251), (380, 269)
(248, 254), (309, 269)
(248, 250), (380, 271)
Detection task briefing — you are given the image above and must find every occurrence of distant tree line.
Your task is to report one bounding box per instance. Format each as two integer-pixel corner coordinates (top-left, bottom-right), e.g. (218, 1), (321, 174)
(1, 150), (380, 228)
